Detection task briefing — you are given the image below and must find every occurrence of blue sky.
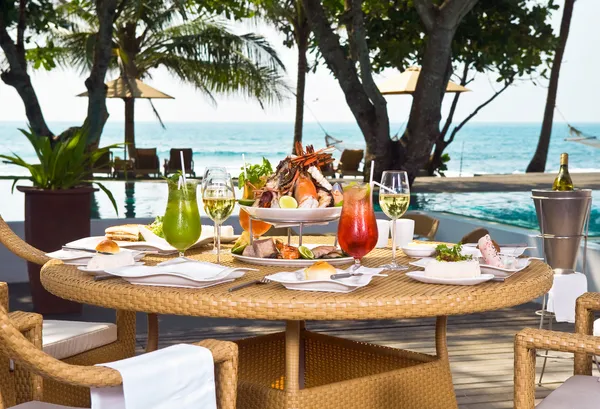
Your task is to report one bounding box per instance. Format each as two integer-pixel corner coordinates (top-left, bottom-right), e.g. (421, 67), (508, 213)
(0, 0), (597, 124)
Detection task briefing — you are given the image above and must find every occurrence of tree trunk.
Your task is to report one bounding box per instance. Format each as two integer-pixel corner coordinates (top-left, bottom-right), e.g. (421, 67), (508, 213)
(0, 15), (52, 138)
(292, 28), (309, 155)
(401, 26), (456, 182)
(526, 0), (576, 173)
(124, 98), (136, 159)
(84, 0), (117, 145)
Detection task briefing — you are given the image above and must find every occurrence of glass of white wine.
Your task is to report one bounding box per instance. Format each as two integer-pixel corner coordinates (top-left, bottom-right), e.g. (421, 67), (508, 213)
(202, 173), (236, 263)
(203, 167), (228, 254)
(378, 170), (411, 270)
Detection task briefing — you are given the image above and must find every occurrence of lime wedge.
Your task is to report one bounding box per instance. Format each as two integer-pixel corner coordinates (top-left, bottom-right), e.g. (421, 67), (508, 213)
(335, 200), (344, 207)
(298, 246), (314, 259)
(238, 199), (255, 206)
(279, 196), (298, 209)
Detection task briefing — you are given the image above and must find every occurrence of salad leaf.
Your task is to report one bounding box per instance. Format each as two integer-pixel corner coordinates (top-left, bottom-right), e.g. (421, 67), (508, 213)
(239, 157), (273, 188)
(149, 216), (164, 238)
(435, 243), (472, 262)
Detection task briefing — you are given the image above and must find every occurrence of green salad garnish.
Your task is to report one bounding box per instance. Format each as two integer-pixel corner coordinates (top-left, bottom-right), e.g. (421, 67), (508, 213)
(149, 216), (164, 238)
(238, 158), (273, 189)
(435, 243), (472, 262)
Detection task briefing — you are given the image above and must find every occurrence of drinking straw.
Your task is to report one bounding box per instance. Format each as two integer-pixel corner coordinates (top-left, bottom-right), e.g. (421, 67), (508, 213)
(242, 154), (247, 179)
(372, 181), (396, 194)
(369, 160), (375, 204)
(179, 151), (187, 189)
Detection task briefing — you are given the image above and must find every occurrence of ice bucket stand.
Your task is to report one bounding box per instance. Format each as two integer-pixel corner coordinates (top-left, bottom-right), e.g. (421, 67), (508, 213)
(531, 189), (592, 384)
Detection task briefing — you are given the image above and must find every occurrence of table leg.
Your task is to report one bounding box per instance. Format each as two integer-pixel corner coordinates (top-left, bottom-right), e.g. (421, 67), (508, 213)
(285, 320), (304, 408)
(146, 313), (159, 352)
(436, 316), (458, 409)
(435, 316), (448, 361)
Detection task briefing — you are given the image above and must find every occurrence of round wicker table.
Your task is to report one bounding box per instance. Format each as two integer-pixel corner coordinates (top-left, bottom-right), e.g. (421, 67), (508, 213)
(41, 237), (554, 409)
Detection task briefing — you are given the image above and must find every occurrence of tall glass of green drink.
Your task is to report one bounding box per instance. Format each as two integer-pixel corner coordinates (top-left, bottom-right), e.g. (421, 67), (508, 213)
(163, 178), (201, 257)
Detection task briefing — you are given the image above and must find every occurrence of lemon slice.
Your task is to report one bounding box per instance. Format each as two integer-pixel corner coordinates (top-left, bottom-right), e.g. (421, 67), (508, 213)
(279, 196), (298, 209)
(298, 246), (314, 259)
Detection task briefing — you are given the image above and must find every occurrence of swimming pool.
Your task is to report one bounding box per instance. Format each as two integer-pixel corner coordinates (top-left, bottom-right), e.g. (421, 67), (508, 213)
(1, 180), (598, 237)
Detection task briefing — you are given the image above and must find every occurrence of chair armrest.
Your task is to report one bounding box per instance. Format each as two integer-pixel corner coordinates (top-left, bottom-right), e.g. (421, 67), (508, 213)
(0, 216), (49, 265)
(193, 340), (238, 409)
(0, 282), (7, 311)
(514, 328), (600, 409)
(575, 292), (600, 374)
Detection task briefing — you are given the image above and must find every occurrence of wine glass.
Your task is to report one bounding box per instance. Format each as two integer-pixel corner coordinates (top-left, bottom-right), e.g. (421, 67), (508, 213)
(203, 167), (228, 253)
(162, 178), (201, 258)
(378, 171), (410, 270)
(202, 173), (236, 263)
(337, 183), (378, 271)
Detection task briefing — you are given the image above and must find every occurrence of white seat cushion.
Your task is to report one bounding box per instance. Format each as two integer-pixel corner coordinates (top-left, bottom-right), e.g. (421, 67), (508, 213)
(43, 320), (117, 360)
(537, 375), (600, 408)
(12, 401), (81, 408)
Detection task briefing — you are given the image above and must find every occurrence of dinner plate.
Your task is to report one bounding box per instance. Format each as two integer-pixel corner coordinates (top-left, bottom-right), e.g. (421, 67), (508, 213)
(406, 271), (495, 286)
(401, 244), (437, 258)
(77, 262), (145, 276)
(239, 205), (342, 223)
(463, 243), (535, 257)
(265, 269), (374, 293)
(46, 248), (145, 262)
(231, 243), (354, 267)
(409, 257), (533, 281)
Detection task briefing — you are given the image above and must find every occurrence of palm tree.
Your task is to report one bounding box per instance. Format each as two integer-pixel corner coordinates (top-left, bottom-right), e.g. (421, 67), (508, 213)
(53, 0), (288, 156)
(257, 0), (310, 154)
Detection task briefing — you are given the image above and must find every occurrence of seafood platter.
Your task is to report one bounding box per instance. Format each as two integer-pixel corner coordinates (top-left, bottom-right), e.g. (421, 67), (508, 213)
(231, 143), (353, 267)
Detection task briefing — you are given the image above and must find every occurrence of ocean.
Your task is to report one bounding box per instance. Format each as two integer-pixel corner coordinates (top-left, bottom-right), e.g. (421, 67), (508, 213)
(1, 121), (599, 177)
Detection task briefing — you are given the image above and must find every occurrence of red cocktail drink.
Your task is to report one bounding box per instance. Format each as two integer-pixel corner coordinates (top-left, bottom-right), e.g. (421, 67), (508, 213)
(337, 184), (378, 269)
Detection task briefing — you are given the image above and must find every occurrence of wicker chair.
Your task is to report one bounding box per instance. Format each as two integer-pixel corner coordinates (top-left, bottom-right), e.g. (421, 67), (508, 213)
(403, 212), (440, 241)
(0, 306), (238, 409)
(514, 292), (600, 408)
(0, 216), (159, 406)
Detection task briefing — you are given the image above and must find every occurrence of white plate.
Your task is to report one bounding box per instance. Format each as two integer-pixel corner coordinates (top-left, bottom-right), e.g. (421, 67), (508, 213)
(46, 248), (145, 262)
(231, 243), (354, 267)
(66, 232), (239, 254)
(463, 243), (535, 257)
(77, 262), (145, 276)
(104, 261), (254, 289)
(479, 257), (532, 277)
(401, 244), (437, 258)
(266, 269), (374, 293)
(240, 205), (341, 223)
(406, 271), (495, 286)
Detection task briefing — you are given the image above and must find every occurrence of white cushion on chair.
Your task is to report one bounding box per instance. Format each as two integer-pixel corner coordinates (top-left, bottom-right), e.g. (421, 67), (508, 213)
(537, 375), (600, 408)
(12, 401), (81, 408)
(43, 320), (117, 360)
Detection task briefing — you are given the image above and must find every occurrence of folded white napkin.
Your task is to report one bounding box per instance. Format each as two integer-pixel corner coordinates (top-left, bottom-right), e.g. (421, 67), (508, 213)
(106, 258), (252, 280)
(91, 344), (217, 409)
(87, 252), (135, 270)
(547, 272), (588, 323)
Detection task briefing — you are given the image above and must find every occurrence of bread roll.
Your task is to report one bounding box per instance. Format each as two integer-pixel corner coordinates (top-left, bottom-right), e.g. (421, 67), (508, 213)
(304, 261), (336, 281)
(95, 239), (120, 254)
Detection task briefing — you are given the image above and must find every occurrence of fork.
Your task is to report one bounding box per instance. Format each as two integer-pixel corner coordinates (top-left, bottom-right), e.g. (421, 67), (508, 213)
(228, 277), (270, 292)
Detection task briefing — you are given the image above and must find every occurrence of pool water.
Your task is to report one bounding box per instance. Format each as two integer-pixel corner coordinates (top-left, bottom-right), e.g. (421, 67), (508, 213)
(1, 180), (598, 237)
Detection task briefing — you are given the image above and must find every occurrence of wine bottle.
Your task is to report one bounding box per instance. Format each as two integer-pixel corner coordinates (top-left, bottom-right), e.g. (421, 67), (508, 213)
(552, 153), (574, 191)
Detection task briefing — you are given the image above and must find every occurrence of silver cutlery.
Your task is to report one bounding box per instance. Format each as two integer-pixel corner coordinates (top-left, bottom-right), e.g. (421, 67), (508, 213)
(62, 246), (114, 255)
(93, 274), (119, 281)
(330, 272), (388, 280)
(228, 277), (270, 292)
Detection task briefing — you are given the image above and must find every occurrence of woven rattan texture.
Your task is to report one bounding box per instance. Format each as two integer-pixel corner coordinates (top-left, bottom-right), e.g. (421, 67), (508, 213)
(0, 216), (49, 266)
(41, 237), (554, 321)
(514, 327), (600, 409)
(0, 307), (239, 409)
(236, 330), (456, 409)
(574, 292), (600, 375)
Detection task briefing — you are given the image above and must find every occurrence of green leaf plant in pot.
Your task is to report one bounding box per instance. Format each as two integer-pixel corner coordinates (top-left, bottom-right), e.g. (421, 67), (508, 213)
(0, 127), (120, 314)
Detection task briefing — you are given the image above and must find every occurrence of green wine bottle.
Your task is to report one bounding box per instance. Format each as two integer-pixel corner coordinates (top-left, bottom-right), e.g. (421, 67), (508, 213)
(552, 153), (574, 191)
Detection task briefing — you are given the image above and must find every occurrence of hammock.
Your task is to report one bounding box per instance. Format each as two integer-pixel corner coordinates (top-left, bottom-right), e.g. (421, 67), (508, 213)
(564, 125), (600, 149)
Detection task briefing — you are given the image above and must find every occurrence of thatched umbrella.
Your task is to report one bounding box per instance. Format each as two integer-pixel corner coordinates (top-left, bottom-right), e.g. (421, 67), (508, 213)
(78, 77), (174, 159)
(378, 66), (470, 95)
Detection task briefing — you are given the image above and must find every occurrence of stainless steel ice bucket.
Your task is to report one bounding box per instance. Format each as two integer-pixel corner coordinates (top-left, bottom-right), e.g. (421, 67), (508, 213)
(532, 189), (592, 274)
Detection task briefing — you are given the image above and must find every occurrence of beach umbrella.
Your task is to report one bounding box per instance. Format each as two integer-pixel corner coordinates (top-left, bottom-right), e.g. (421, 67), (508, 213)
(378, 66), (470, 95)
(77, 77), (174, 159)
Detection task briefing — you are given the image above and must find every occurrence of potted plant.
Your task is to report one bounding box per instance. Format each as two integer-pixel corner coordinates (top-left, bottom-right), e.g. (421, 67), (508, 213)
(0, 127), (119, 314)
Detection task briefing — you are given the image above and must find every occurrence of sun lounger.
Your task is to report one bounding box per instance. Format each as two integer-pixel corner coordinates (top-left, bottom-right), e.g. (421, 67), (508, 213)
(133, 148), (161, 177)
(164, 148), (196, 177)
(336, 149), (364, 178)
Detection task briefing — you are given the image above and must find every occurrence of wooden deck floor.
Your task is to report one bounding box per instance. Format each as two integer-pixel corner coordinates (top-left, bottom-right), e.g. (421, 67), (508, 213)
(7, 283), (580, 408)
(134, 305), (576, 408)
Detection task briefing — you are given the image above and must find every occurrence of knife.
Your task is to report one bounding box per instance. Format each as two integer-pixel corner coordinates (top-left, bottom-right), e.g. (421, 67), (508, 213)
(62, 246), (114, 256)
(330, 272), (388, 280)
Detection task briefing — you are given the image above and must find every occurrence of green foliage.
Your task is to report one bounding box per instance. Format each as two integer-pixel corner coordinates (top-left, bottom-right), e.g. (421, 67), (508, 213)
(238, 157), (273, 188)
(0, 128), (120, 214)
(435, 243), (472, 262)
(364, 0), (558, 84)
(434, 153), (450, 177)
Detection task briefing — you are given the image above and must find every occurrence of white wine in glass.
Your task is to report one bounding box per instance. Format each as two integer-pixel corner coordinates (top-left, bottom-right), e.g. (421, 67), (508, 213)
(378, 171), (410, 270)
(202, 174), (236, 263)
